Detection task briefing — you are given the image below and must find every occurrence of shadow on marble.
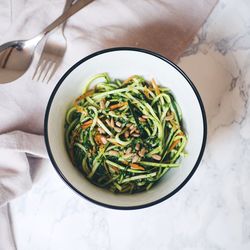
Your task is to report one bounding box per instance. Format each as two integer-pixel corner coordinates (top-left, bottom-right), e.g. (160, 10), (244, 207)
(179, 48), (247, 140)
(67, 19), (208, 63)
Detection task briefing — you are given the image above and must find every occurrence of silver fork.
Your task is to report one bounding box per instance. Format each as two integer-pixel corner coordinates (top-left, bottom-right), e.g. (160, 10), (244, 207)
(33, 0), (74, 83)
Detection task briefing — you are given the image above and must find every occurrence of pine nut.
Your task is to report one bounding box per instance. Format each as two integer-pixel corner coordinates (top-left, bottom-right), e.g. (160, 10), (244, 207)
(126, 147), (132, 154)
(129, 124), (136, 130)
(114, 127), (122, 133)
(139, 117), (146, 122)
(100, 136), (107, 145)
(152, 154), (161, 161)
(100, 99), (105, 110)
(109, 150), (118, 156)
(116, 121), (122, 127)
(124, 131), (130, 138)
(97, 127), (105, 134)
(132, 155), (140, 163)
(124, 153), (133, 158)
(130, 127), (136, 134)
(110, 118), (114, 128)
(105, 119), (111, 127)
(131, 133), (140, 137)
(138, 147), (146, 157)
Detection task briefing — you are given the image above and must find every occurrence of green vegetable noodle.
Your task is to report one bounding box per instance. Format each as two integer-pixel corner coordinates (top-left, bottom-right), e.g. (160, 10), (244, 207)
(65, 73), (187, 193)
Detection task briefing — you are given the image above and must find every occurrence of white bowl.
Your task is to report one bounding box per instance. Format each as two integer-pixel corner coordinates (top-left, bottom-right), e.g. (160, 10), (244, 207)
(44, 47), (207, 209)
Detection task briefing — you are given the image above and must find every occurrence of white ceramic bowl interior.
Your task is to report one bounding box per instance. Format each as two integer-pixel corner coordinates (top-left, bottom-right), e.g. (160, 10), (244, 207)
(45, 48), (206, 209)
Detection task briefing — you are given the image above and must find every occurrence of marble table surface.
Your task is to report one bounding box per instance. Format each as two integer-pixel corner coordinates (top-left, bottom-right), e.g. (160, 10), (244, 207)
(2, 0), (250, 249)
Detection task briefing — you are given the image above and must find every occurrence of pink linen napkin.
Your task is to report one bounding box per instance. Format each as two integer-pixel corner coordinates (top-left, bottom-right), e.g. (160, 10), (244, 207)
(0, 0), (217, 249)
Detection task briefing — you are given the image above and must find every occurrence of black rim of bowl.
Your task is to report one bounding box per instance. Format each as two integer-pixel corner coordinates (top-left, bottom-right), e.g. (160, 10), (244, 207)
(44, 47), (207, 210)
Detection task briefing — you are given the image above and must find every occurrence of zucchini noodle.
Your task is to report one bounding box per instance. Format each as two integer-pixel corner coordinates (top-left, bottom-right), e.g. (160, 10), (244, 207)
(65, 73), (187, 193)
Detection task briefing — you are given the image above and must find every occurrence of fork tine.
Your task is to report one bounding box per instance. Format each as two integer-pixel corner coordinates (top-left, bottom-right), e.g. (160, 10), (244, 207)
(36, 60), (49, 82)
(32, 57), (44, 80)
(46, 62), (59, 83)
(42, 61), (54, 82)
(33, 0), (73, 83)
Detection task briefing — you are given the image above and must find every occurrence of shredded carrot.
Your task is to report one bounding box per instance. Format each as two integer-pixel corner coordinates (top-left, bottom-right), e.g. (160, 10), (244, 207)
(75, 105), (85, 113)
(94, 134), (102, 145)
(123, 75), (137, 85)
(170, 120), (180, 130)
(151, 78), (160, 95)
(74, 90), (94, 107)
(165, 113), (174, 121)
(82, 120), (92, 125)
(122, 160), (129, 165)
(143, 87), (150, 99)
(169, 139), (181, 151)
(82, 90), (94, 99)
(130, 163), (145, 170)
(110, 166), (119, 172)
(81, 120), (93, 129)
(74, 96), (84, 104)
(110, 102), (128, 110)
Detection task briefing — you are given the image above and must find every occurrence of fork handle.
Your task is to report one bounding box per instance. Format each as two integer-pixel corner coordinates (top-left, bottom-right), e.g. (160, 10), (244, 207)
(61, 0), (75, 31)
(42, 0), (93, 35)
(63, 0), (76, 12)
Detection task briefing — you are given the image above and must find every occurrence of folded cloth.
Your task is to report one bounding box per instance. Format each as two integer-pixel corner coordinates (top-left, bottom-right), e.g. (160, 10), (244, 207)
(0, 0), (218, 249)
(0, 131), (48, 250)
(0, 131), (47, 207)
(0, 206), (16, 250)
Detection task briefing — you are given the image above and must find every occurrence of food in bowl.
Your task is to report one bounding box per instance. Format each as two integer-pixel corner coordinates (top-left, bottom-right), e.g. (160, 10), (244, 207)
(45, 48), (207, 209)
(65, 73), (187, 193)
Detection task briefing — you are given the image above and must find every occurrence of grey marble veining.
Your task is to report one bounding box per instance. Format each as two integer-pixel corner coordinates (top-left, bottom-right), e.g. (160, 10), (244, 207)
(1, 0), (250, 249)
(179, 1), (250, 249)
